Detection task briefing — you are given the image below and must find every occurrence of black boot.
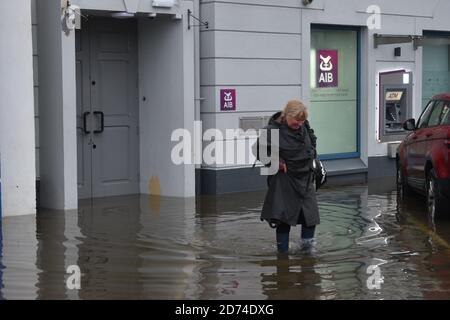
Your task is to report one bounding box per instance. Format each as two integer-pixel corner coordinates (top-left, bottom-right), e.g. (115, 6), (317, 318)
(276, 232), (289, 254)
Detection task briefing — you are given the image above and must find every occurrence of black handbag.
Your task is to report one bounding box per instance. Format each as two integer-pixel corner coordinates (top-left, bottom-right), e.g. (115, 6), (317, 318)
(305, 120), (327, 190)
(312, 157), (327, 190)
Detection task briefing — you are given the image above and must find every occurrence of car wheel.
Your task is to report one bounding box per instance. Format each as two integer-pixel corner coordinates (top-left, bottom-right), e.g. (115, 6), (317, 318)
(396, 161), (409, 200)
(426, 169), (446, 219)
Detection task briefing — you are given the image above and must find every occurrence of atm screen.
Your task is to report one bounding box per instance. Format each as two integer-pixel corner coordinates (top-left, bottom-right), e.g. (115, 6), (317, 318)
(384, 89), (406, 133)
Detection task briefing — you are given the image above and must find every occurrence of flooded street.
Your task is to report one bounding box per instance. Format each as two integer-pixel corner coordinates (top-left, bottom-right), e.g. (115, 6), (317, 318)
(1, 183), (450, 300)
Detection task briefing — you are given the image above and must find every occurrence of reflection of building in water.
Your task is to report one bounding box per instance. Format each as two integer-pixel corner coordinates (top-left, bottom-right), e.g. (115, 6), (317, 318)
(190, 195), (222, 299)
(0, 219), (3, 300)
(137, 195), (197, 299)
(0, 215), (39, 299)
(36, 210), (68, 299)
(76, 196), (143, 299)
(395, 196), (450, 299)
(35, 209), (83, 299)
(193, 192), (267, 299)
(260, 256), (322, 300)
(355, 189), (425, 299)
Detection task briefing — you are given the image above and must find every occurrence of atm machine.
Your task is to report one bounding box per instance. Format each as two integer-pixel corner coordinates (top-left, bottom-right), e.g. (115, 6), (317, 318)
(384, 89), (406, 132)
(378, 70), (413, 143)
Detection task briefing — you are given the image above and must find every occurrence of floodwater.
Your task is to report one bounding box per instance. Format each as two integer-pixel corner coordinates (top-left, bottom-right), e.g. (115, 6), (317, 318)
(1, 182), (450, 300)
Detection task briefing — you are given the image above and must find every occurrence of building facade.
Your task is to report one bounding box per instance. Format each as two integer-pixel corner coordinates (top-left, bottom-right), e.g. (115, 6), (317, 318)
(1, 0), (450, 216)
(198, 0), (450, 193)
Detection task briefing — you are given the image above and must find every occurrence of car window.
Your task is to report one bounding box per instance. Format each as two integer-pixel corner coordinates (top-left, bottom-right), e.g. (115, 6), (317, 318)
(441, 102), (450, 125)
(428, 101), (445, 127)
(417, 100), (435, 128)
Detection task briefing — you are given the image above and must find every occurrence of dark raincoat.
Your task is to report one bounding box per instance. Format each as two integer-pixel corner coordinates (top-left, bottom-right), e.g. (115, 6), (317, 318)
(260, 112), (320, 227)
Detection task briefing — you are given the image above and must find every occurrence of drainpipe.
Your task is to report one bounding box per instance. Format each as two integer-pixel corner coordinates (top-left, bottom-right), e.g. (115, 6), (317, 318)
(0, 153), (2, 219)
(193, 0), (201, 121)
(194, 0), (202, 194)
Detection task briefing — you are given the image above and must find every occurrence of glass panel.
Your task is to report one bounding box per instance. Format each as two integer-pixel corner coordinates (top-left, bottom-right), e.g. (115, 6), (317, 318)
(428, 101), (445, 126)
(310, 29), (358, 156)
(422, 44), (450, 109)
(441, 102), (450, 125)
(417, 100), (435, 128)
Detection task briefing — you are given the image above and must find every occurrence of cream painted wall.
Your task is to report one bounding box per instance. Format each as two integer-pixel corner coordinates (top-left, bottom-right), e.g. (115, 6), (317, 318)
(0, 0), (36, 217)
(138, 1), (195, 197)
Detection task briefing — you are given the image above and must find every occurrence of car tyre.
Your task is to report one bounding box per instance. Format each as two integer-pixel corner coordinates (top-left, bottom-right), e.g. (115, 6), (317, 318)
(426, 169), (447, 219)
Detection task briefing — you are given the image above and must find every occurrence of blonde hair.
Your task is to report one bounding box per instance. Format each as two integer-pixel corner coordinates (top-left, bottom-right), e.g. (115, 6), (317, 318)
(282, 100), (308, 121)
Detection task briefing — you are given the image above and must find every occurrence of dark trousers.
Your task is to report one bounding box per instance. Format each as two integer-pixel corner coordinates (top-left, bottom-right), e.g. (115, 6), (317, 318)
(276, 223), (316, 238)
(276, 223), (316, 253)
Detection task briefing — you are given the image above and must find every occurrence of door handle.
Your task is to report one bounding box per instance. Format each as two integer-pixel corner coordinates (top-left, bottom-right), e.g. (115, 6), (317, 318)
(93, 111), (104, 134)
(426, 133), (433, 138)
(83, 112), (91, 134)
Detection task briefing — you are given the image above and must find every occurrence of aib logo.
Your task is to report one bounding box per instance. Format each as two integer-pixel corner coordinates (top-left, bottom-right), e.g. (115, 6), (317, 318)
(220, 89), (236, 111)
(317, 50), (338, 88)
(319, 54), (333, 71)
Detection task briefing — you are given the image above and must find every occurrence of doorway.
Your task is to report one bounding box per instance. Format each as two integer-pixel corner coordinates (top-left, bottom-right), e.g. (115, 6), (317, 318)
(76, 17), (139, 199)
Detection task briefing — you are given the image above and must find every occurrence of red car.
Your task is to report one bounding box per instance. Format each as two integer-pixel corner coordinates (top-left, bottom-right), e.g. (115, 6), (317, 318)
(397, 93), (450, 218)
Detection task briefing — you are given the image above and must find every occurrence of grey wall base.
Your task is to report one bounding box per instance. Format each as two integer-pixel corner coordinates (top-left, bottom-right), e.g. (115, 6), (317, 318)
(198, 156), (397, 195)
(198, 167), (268, 195)
(199, 169), (369, 195)
(368, 156), (397, 179)
(35, 157), (398, 200)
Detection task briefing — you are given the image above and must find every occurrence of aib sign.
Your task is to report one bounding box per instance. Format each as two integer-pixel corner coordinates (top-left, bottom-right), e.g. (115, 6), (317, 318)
(317, 50), (338, 88)
(220, 89), (236, 111)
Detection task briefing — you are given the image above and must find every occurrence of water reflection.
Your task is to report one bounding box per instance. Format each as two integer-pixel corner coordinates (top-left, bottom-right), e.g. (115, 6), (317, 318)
(76, 196), (143, 299)
(0, 218), (4, 300)
(260, 255), (322, 299)
(1, 184), (450, 299)
(36, 210), (68, 299)
(1, 215), (38, 299)
(136, 195), (197, 299)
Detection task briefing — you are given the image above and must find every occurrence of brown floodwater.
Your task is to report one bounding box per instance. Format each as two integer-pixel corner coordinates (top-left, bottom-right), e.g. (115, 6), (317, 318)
(1, 183), (450, 300)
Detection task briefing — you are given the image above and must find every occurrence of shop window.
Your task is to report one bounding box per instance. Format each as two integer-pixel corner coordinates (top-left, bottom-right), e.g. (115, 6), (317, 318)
(422, 33), (450, 109)
(310, 27), (359, 159)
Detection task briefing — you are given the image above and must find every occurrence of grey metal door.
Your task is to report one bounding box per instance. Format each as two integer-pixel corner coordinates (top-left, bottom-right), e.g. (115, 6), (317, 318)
(76, 17), (139, 199)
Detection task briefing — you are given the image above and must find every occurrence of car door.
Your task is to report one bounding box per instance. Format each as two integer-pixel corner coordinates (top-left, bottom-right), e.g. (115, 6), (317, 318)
(425, 100), (450, 177)
(405, 100), (434, 190)
(439, 103), (450, 175)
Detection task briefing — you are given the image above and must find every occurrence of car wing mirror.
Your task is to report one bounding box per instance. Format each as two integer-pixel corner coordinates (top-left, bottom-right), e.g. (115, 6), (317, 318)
(403, 118), (416, 131)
